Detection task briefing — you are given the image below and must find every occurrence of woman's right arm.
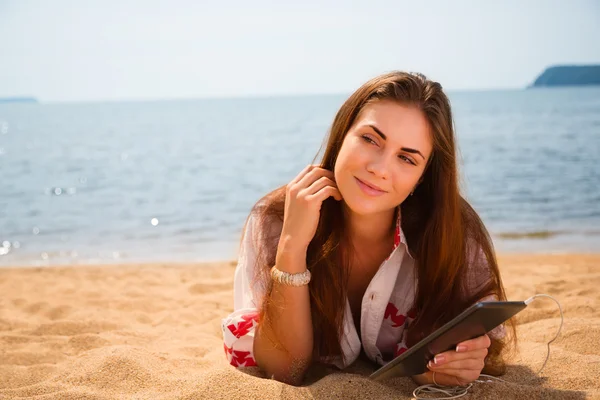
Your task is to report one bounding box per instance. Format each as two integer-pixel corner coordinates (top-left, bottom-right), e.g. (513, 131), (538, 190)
(253, 247), (313, 385)
(255, 165), (342, 385)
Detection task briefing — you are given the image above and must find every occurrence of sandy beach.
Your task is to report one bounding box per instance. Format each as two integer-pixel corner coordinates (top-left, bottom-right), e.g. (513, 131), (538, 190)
(1, 253), (599, 399)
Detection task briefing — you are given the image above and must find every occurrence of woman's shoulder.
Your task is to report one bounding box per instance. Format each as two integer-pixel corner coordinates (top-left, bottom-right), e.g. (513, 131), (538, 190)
(461, 236), (498, 295)
(244, 200), (284, 246)
(238, 201), (284, 270)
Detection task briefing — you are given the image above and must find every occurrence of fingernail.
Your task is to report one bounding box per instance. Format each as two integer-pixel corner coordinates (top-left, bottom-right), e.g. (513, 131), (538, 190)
(456, 345), (467, 352)
(434, 355), (445, 364)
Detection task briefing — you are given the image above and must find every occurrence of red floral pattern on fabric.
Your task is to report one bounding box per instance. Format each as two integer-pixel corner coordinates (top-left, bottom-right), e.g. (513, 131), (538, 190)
(385, 210), (402, 262)
(393, 220), (400, 249)
(230, 350), (258, 367)
(395, 344), (408, 357)
(227, 311), (259, 338)
(223, 310), (259, 368)
(384, 302), (407, 328)
(387, 303), (419, 359)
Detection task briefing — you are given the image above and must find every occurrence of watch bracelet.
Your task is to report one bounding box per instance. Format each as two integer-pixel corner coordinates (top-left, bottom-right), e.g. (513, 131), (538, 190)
(270, 266), (311, 286)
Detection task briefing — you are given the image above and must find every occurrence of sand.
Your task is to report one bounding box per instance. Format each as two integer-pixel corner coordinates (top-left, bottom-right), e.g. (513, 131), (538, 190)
(1, 253), (599, 399)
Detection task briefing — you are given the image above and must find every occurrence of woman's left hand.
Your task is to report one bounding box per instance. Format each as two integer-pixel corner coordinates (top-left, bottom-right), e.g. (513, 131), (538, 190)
(415, 334), (491, 386)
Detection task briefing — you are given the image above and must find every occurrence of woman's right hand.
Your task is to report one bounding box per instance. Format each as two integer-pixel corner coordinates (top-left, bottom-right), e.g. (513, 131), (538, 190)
(277, 165), (343, 264)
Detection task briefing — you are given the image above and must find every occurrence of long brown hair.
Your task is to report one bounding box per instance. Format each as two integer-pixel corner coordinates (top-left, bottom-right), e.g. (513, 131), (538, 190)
(246, 71), (515, 374)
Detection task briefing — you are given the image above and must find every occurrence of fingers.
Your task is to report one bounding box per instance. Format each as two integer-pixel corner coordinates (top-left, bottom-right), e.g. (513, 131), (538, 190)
(301, 176), (336, 196)
(295, 166), (334, 191)
(429, 334), (490, 365)
(279, 165), (341, 251)
(427, 337), (489, 385)
(421, 334), (491, 387)
(287, 165), (341, 203)
(431, 347), (488, 365)
(307, 185), (343, 202)
(456, 334), (491, 353)
(428, 356), (485, 372)
(290, 164), (318, 185)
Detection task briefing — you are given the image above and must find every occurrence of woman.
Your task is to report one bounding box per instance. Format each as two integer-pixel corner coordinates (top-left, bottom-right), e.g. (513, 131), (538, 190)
(221, 71), (514, 387)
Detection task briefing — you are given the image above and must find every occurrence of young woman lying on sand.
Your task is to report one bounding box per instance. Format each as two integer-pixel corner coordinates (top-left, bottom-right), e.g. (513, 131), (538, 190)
(222, 71), (515, 386)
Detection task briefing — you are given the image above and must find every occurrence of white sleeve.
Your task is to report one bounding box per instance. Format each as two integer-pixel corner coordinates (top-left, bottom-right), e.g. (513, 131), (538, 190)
(222, 213), (269, 368)
(233, 213), (264, 310)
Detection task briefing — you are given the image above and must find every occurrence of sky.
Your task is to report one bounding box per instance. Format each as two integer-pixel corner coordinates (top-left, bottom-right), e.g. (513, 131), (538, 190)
(0, 0), (599, 102)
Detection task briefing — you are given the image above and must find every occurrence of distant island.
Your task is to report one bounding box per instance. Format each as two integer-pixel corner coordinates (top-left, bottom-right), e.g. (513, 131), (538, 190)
(0, 97), (38, 104)
(530, 65), (600, 87)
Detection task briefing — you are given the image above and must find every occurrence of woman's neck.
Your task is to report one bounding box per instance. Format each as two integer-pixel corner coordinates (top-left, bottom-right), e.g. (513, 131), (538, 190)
(343, 203), (396, 248)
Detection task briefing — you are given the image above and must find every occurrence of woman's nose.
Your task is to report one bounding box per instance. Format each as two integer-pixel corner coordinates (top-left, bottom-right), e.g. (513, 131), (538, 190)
(366, 156), (390, 179)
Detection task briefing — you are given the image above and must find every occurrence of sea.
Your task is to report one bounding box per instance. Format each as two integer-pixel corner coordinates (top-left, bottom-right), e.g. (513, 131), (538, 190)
(1, 87), (599, 266)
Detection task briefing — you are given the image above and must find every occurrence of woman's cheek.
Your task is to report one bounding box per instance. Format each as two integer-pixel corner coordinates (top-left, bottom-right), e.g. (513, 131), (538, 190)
(390, 176), (413, 203)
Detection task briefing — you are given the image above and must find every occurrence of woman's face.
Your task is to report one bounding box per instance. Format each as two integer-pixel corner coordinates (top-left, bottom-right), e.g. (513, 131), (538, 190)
(334, 100), (433, 216)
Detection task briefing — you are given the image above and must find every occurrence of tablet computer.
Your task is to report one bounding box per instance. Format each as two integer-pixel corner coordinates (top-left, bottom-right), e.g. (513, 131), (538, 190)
(370, 301), (527, 381)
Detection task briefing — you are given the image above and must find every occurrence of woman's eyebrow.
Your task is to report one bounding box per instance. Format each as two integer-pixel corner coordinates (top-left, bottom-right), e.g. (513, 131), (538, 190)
(367, 124), (426, 160)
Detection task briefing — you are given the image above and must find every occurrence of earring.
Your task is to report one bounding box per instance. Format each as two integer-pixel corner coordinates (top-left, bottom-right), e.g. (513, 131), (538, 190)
(409, 190), (414, 196)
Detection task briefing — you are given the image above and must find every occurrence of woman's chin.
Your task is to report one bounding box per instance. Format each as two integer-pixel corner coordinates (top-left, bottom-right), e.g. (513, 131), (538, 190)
(341, 196), (383, 216)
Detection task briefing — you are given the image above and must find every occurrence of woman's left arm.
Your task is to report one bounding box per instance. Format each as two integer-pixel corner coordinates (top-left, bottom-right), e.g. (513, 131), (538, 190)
(411, 333), (491, 386)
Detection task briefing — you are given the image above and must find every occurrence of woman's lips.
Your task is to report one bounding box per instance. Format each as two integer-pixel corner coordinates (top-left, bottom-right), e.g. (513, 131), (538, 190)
(355, 177), (386, 197)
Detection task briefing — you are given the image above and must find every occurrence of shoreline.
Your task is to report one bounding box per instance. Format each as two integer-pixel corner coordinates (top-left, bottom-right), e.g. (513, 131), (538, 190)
(2, 246), (600, 269)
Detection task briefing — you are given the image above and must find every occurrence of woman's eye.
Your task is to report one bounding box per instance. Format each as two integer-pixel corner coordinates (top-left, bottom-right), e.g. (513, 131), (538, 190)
(361, 134), (376, 145)
(399, 155), (415, 165)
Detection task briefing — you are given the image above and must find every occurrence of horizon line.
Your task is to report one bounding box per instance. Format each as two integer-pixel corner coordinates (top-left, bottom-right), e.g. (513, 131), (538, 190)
(1, 86), (533, 105)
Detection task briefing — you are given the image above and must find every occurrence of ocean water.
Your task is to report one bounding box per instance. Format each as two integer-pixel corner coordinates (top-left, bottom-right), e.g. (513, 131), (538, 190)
(1, 87), (599, 266)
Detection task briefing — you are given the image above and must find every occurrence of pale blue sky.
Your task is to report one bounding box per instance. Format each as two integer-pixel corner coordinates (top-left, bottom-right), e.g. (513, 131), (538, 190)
(1, 0), (599, 102)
